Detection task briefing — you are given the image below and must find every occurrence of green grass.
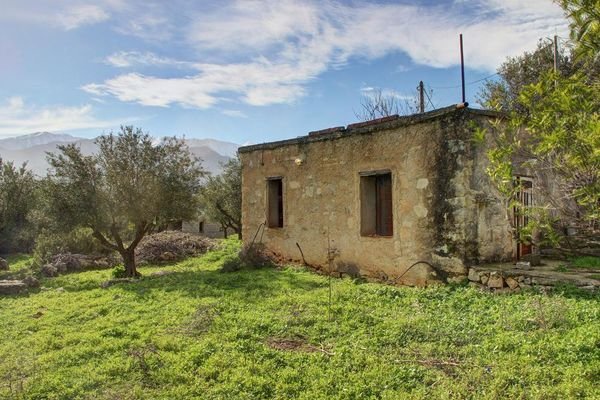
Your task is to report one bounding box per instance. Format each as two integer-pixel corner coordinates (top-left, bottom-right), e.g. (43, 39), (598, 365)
(0, 240), (598, 399)
(570, 256), (600, 270)
(0, 253), (34, 280)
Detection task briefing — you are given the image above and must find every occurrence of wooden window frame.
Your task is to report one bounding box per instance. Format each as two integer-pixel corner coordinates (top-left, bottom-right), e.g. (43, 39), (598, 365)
(267, 177), (284, 228)
(360, 170), (393, 237)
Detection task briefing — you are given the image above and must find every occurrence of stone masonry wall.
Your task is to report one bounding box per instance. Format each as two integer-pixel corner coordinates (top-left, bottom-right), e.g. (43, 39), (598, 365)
(240, 108), (513, 286)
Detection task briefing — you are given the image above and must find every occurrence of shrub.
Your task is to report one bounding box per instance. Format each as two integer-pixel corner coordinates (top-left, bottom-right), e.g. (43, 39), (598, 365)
(111, 265), (127, 279)
(220, 243), (273, 272)
(33, 228), (111, 265)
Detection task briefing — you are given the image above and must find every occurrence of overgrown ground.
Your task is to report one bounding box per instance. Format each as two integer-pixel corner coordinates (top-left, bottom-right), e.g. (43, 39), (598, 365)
(0, 240), (598, 399)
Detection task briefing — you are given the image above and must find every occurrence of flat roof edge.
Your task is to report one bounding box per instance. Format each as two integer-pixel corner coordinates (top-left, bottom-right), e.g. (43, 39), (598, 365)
(239, 106), (504, 153)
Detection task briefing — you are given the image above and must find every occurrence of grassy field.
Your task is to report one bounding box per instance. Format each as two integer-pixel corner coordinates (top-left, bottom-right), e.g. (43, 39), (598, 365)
(0, 240), (598, 400)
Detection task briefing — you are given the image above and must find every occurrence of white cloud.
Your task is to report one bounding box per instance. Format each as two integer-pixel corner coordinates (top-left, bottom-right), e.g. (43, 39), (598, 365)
(0, 97), (131, 136)
(84, 0), (569, 109)
(104, 51), (194, 68)
(114, 13), (173, 41)
(56, 4), (109, 30)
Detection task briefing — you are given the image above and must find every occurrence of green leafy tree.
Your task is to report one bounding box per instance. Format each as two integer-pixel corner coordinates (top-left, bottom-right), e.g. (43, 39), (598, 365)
(200, 156), (242, 239)
(0, 159), (36, 252)
(45, 126), (205, 277)
(481, 1), (600, 252)
(559, 0), (600, 60)
(477, 40), (577, 113)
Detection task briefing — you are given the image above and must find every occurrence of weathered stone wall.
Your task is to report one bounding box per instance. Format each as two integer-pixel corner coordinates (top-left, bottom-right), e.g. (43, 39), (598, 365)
(182, 220), (229, 238)
(240, 107), (513, 285)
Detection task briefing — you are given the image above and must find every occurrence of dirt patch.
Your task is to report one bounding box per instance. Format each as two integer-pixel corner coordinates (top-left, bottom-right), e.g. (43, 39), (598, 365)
(266, 337), (334, 355)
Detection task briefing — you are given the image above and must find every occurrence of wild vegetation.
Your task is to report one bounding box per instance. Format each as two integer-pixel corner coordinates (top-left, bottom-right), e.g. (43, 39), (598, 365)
(475, 0), (599, 254)
(42, 126), (205, 277)
(0, 240), (598, 400)
(199, 156), (242, 239)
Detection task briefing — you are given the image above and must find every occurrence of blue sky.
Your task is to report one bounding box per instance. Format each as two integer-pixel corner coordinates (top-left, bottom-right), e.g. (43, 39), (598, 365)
(0, 0), (568, 144)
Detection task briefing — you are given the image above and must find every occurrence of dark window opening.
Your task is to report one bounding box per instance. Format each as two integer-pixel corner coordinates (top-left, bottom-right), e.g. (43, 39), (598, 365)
(361, 172), (393, 236)
(267, 178), (284, 228)
(513, 176), (534, 259)
(199, 221), (204, 233)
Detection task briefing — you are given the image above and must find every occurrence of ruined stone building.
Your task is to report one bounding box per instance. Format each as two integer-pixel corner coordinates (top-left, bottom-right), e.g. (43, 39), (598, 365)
(239, 105), (516, 286)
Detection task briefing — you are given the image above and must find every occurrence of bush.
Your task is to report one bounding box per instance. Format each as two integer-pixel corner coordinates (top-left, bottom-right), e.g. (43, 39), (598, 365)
(220, 243), (273, 272)
(111, 265), (127, 279)
(33, 228), (112, 265)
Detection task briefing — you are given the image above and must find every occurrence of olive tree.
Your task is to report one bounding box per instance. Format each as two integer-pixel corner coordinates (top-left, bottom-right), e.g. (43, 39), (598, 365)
(199, 156), (241, 238)
(45, 126), (205, 277)
(0, 159), (36, 252)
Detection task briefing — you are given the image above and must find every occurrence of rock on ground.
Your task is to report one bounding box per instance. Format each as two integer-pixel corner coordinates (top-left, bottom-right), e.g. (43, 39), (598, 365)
(0, 280), (27, 295)
(0, 258), (8, 271)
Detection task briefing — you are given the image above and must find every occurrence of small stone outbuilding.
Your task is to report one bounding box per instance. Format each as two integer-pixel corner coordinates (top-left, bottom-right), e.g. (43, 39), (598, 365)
(239, 105), (514, 285)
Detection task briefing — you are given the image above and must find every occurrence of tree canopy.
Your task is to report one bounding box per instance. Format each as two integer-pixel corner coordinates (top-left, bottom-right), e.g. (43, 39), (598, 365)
(199, 156), (242, 238)
(0, 159), (36, 253)
(481, 0), (600, 252)
(45, 126), (205, 277)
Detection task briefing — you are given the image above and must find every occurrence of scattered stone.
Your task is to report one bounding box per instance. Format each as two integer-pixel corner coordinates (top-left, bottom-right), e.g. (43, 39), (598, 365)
(0, 258), (8, 271)
(41, 264), (59, 277)
(505, 277), (519, 290)
(22, 276), (40, 288)
(55, 287), (65, 293)
(467, 268), (480, 282)
(0, 280), (27, 295)
(515, 261), (531, 270)
(522, 277), (531, 285)
(487, 272), (504, 288)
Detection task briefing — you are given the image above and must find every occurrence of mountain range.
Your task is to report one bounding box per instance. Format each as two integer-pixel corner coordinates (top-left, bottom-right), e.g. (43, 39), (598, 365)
(0, 132), (239, 176)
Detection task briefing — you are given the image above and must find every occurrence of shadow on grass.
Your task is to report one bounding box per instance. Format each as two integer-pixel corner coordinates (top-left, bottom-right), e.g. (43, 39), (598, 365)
(116, 266), (327, 303)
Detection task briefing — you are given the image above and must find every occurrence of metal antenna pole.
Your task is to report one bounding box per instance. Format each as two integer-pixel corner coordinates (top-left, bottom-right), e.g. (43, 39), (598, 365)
(460, 34), (465, 104)
(419, 81), (425, 113)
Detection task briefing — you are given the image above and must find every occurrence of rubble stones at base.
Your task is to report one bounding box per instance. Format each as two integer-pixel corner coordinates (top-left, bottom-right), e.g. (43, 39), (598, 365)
(467, 268), (480, 282)
(505, 276), (519, 289)
(0, 258), (8, 271)
(487, 272), (504, 288)
(480, 273), (489, 285)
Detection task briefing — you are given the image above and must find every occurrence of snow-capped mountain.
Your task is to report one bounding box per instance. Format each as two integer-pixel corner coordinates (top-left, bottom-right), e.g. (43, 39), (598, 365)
(0, 132), (239, 176)
(0, 132), (80, 151)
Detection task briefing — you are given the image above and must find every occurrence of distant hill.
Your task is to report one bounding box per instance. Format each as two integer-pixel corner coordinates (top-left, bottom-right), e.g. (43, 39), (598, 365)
(0, 132), (238, 176)
(0, 132), (79, 150)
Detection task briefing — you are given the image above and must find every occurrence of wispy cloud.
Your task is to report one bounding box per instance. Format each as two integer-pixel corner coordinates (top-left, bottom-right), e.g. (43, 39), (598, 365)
(360, 87), (415, 102)
(104, 51), (194, 68)
(56, 4), (109, 30)
(84, 0), (568, 109)
(0, 97), (134, 136)
(221, 109), (248, 118)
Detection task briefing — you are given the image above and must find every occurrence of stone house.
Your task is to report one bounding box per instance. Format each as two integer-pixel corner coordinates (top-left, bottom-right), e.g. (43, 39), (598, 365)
(239, 105), (516, 286)
(181, 218), (232, 238)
